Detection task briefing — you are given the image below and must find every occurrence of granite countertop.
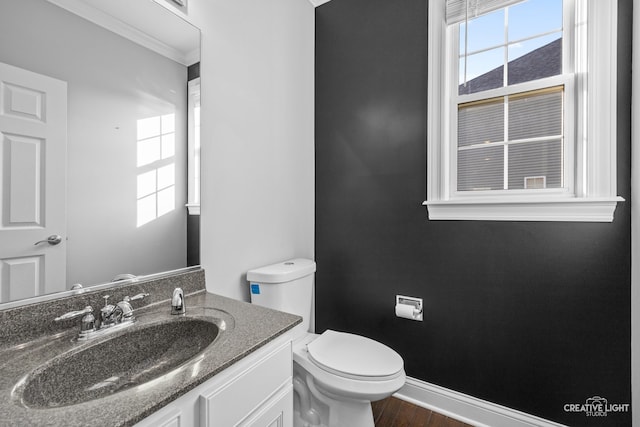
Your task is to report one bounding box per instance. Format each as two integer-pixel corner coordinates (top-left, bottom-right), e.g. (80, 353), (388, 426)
(0, 277), (301, 426)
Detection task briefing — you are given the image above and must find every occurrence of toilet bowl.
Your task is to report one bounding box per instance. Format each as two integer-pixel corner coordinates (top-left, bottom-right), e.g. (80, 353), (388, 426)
(247, 259), (406, 427)
(292, 331), (405, 427)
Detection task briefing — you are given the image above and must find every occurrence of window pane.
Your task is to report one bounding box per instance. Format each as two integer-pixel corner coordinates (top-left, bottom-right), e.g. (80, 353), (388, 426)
(157, 164), (175, 189)
(161, 113), (175, 134)
(137, 194), (156, 227)
(508, 35), (562, 86)
(137, 116), (161, 141)
(509, 88), (563, 141)
(459, 47), (504, 95)
(157, 186), (175, 217)
(458, 99), (504, 147)
(458, 146), (504, 191)
(508, 0), (563, 42)
(161, 133), (175, 159)
(137, 170), (156, 199)
(137, 136), (161, 167)
(508, 140), (562, 189)
(461, 8), (504, 53)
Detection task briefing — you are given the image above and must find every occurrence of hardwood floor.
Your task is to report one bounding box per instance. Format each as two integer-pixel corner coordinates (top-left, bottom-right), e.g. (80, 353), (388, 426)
(372, 397), (474, 427)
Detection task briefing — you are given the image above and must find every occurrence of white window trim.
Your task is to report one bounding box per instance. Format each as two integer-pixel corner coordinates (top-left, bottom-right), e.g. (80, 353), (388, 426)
(186, 77), (200, 215)
(424, 0), (624, 222)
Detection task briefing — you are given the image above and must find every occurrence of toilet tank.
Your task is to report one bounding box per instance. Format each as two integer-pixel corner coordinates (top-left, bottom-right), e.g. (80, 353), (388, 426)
(247, 258), (316, 332)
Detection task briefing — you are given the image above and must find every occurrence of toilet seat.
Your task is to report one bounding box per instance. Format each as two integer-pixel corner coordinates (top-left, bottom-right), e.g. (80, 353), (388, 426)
(306, 330), (404, 381)
(293, 331), (406, 404)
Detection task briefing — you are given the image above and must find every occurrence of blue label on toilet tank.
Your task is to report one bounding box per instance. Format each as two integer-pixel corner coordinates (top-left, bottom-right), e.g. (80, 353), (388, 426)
(250, 283), (260, 294)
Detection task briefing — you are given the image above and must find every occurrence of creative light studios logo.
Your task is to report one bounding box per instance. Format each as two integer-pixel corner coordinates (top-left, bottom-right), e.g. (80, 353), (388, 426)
(564, 396), (630, 417)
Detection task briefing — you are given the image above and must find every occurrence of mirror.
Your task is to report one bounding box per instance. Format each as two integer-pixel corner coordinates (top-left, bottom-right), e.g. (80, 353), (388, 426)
(0, 0), (201, 305)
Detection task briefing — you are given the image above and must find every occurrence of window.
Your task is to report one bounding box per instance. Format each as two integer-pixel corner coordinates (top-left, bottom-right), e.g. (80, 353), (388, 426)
(136, 114), (177, 227)
(154, 0), (188, 17)
(424, 0), (623, 221)
(186, 77), (201, 215)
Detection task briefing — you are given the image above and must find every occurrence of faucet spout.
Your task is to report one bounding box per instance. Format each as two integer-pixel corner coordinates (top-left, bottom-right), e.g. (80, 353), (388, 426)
(171, 288), (185, 315)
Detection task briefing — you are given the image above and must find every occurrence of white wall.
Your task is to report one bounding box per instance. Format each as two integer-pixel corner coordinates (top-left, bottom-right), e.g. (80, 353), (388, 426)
(632, 2), (639, 425)
(190, 0), (315, 300)
(0, 0), (188, 288)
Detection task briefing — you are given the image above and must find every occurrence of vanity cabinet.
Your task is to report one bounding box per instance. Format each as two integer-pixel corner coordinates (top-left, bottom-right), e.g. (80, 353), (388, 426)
(134, 333), (294, 427)
(200, 337), (293, 426)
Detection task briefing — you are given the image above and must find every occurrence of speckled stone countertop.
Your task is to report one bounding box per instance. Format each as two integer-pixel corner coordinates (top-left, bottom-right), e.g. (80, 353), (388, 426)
(0, 269), (301, 426)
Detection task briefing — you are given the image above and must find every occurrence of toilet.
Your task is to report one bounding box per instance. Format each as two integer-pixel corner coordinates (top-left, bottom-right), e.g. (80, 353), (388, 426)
(247, 259), (406, 427)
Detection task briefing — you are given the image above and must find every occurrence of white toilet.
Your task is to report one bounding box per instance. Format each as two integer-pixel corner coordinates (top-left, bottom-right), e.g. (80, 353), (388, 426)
(247, 258), (406, 427)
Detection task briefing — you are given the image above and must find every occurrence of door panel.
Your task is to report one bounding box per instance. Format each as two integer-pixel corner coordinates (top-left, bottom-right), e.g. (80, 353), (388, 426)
(0, 256), (44, 302)
(0, 61), (67, 302)
(4, 134), (43, 225)
(2, 81), (46, 122)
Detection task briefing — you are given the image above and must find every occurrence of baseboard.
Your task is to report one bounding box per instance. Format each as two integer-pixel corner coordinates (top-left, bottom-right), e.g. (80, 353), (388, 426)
(394, 377), (568, 427)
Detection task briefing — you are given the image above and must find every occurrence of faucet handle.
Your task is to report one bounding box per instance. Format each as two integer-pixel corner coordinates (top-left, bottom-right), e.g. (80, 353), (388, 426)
(113, 292), (148, 322)
(55, 306), (93, 322)
(124, 292), (149, 302)
(55, 306), (96, 337)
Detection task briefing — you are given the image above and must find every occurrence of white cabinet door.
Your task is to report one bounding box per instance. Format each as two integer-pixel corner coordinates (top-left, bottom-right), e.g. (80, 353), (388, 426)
(134, 398), (197, 427)
(155, 413), (181, 427)
(240, 384), (293, 427)
(134, 334), (295, 427)
(200, 341), (292, 427)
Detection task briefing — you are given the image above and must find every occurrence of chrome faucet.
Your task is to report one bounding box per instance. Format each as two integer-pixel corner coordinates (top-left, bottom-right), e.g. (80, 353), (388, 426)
(56, 292), (149, 340)
(100, 295), (117, 327)
(54, 306), (96, 340)
(116, 293), (149, 321)
(101, 293), (149, 327)
(171, 287), (185, 315)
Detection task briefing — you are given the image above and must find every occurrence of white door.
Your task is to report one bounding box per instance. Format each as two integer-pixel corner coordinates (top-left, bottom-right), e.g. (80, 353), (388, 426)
(0, 61), (67, 303)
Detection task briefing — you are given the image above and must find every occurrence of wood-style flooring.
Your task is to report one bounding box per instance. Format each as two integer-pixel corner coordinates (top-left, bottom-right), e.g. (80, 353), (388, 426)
(372, 397), (474, 427)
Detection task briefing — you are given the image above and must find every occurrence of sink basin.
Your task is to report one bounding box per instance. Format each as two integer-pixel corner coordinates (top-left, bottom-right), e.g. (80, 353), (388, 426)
(19, 317), (220, 408)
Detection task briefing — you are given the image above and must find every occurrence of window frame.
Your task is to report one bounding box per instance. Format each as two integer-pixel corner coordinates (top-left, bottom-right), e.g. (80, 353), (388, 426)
(424, 0), (623, 222)
(186, 76), (201, 215)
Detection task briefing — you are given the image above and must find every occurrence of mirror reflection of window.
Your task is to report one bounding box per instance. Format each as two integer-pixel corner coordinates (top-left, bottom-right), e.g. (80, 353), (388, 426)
(136, 114), (177, 227)
(154, 0), (189, 17)
(187, 62), (201, 215)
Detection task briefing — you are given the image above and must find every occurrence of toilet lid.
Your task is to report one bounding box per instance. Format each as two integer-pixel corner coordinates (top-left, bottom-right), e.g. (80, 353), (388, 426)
(307, 330), (404, 379)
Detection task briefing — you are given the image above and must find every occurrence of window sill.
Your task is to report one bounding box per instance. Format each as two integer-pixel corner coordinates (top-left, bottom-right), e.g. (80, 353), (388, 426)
(186, 203), (200, 215)
(422, 197), (625, 222)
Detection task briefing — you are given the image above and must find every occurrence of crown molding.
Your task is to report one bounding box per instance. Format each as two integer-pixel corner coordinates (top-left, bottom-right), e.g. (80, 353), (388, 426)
(46, 0), (198, 66)
(308, 0), (334, 7)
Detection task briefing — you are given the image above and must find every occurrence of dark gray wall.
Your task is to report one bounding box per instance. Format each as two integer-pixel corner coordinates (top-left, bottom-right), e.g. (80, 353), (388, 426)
(187, 63), (200, 267)
(187, 214), (200, 266)
(314, 1), (632, 426)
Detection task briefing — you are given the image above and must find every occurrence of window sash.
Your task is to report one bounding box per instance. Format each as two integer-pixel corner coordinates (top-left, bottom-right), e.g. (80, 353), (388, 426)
(451, 83), (573, 197)
(187, 77), (201, 214)
(446, 0), (526, 25)
(447, 2), (575, 198)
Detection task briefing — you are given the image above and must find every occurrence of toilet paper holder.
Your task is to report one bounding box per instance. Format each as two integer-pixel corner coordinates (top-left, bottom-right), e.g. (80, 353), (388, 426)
(395, 295), (423, 321)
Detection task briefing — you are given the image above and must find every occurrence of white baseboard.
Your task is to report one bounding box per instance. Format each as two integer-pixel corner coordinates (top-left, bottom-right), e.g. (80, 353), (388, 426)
(394, 377), (568, 427)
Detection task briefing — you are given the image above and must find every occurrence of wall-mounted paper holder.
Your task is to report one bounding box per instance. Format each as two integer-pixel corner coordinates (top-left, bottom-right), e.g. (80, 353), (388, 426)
(395, 295), (423, 321)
